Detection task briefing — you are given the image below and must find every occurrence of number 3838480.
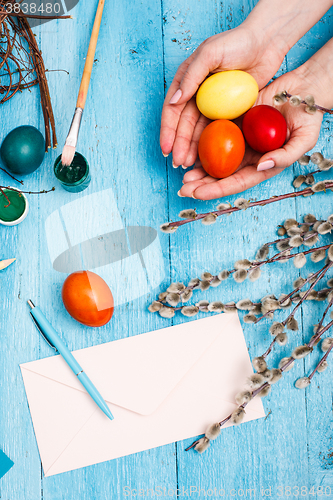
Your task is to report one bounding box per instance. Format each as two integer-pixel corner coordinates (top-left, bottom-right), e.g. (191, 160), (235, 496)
(5, 2), (61, 13)
(277, 485), (332, 496)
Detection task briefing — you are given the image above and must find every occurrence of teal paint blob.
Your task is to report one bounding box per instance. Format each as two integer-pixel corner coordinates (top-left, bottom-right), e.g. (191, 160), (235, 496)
(0, 189), (26, 222)
(0, 450), (14, 479)
(1, 126), (45, 175)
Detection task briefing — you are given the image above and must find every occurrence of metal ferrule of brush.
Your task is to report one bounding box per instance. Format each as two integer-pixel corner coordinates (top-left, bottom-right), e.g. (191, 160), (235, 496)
(65, 107), (84, 147)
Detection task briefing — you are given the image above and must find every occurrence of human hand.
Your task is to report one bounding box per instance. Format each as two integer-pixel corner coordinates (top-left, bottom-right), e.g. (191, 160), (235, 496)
(160, 0), (333, 171)
(178, 67), (325, 200)
(160, 25), (287, 168)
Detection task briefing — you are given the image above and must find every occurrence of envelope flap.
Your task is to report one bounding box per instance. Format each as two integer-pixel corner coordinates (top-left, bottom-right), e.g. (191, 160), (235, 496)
(20, 314), (234, 415)
(20, 365), (99, 475)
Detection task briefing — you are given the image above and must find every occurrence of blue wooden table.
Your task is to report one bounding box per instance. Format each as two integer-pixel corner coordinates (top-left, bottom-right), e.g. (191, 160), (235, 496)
(1, 0), (333, 498)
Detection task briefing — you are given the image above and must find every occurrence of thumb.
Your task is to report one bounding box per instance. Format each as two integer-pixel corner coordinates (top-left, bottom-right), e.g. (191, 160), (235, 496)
(169, 45), (215, 105)
(257, 135), (315, 172)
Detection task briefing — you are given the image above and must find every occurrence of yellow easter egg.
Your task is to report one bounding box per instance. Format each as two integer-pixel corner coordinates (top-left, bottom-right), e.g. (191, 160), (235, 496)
(196, 70), (259, 120)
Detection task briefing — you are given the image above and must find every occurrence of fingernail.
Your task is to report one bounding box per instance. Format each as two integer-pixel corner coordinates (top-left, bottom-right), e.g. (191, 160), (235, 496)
(181, 165), (188, 170)
(257, 160), (275, 171)
(169, 89), (182, 104)
(192, 193), (197, 199)
(177, 190), (184, 197)
(162, 152), (169, 158)
(172, 162), (179, 169)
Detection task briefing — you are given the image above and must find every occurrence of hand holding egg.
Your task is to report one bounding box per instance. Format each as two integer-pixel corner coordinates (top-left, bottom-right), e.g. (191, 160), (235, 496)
(160, 25), (287, 169)
(161, 16), (326, 200)
(180, 69), (324, 200)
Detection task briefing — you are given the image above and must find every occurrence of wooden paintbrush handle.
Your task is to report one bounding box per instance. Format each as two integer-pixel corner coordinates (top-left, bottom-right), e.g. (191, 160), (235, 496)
(76, 0), (105, 109)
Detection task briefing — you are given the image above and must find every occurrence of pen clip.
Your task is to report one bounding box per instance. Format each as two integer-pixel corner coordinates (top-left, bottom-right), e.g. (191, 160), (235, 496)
(30, 313), (58, 353)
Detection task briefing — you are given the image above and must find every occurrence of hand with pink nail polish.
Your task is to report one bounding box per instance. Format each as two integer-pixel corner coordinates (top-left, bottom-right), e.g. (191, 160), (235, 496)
(160, 0), (333, 180)
(160, 26), (284, 170)
(178, 52), (333, 200)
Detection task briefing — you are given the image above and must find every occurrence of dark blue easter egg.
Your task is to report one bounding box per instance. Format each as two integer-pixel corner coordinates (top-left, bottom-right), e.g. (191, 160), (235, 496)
(1, 126), (45, 175)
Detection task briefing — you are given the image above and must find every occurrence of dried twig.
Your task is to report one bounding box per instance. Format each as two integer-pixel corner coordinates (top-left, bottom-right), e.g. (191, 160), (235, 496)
(0, 0), (70, 149)
(0, 185), (55, 195)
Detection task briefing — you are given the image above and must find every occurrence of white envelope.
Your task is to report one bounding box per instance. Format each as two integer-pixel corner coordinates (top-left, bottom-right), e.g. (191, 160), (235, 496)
(20, 313), (265, 477)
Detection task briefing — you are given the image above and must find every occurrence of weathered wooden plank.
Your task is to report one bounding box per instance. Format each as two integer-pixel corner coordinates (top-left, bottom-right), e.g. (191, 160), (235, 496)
(0, 67), (44, 500)
(292, 8), (333, 497)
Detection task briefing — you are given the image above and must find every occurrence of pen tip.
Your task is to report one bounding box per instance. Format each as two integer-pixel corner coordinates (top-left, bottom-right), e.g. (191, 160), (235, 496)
(27, 299), (35, 309)
(105, 407), (114, 420)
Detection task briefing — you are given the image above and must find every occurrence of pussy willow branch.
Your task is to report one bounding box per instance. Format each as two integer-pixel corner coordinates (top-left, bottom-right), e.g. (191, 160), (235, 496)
(185, 382), (269, 451)
(309, 339), (333, 380)
(261, 264), (332, 359)
(309, 320), (333, 348)
(293, 152), (333, 189)
(249, 242), (329, 267)
(284, 92), (333, 115)
(254, 263), (328, 324)
(316, 297), (333, 334)
(153, 243), (331, 311)
(255, 241), (313, 283)
(245, 226), (320, 275)
(185, 316), (333, 452)
(243, 264), (331, 363)
(282, 262), (333, 325)
(163, 182), (333, 231)
(304, 169), (321, 177)
(266, 222), (315, 247)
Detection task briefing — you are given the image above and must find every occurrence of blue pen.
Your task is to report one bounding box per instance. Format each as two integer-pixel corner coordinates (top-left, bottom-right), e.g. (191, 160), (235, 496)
(27, 300), (113, 421)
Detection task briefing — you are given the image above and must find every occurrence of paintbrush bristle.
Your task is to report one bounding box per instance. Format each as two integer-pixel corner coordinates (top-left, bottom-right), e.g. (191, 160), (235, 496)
(61, 145), (75, 167)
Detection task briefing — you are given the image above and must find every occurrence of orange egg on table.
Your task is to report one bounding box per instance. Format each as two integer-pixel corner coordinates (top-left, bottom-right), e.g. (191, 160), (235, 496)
(62, 271), (114, 327)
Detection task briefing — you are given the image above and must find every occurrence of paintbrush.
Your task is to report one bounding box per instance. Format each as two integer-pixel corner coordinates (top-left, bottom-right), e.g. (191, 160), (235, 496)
(0, 258), (16, 271)
(61, 0), (105, 167)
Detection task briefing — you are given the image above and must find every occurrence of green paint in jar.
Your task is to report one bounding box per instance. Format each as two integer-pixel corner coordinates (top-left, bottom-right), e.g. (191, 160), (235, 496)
(54, 152), (91, 193)
(0, 188), (27, 223)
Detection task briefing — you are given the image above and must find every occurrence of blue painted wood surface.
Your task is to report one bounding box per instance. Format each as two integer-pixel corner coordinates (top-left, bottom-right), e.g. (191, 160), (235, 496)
(1, 0), (333, 498)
